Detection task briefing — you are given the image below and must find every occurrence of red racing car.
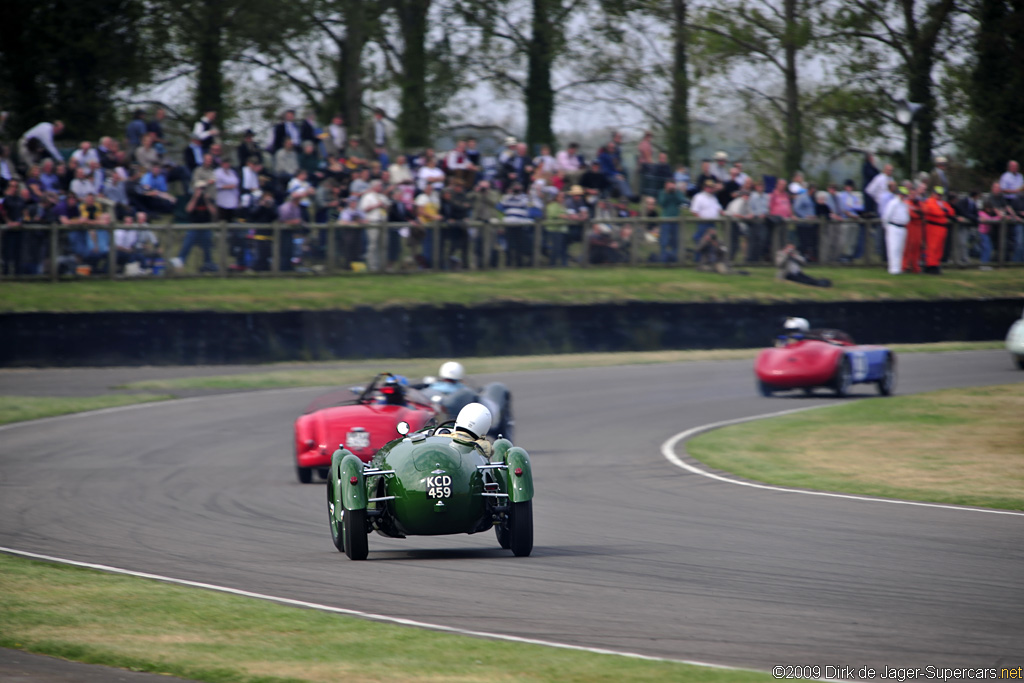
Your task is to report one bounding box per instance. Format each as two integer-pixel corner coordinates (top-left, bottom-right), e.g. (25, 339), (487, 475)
(293, 373), (439, 483)
(755, 325), (896, 397)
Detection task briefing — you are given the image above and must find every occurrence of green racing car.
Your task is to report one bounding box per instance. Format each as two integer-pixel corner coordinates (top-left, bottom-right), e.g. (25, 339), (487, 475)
(327, 402), (534, 560)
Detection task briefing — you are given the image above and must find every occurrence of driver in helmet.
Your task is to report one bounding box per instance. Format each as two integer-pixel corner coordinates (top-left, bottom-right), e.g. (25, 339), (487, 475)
(378, 375), (407, 406)
(439, 402), (493, 457)
(427, 361), (467, 394)
(777, 316), (810, 346)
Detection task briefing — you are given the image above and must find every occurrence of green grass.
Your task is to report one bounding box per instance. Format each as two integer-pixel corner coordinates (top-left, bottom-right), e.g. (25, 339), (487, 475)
(0, 554), (772, 683)
(4, 267), (1023, 312)
(687, 383), (1024, 510)
(0, 394), (171, 425)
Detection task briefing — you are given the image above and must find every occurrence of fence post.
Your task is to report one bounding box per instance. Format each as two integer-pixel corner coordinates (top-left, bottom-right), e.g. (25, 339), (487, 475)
(533, 220), (542, 268)
(998, 218), (1007, 266)
(272, 223), (281, 275)
(432, 222), (441, 271)
(218, 222), (228, 276)
(677, 214), (687, 266)
(326, 223), (336, 274)
(50, 225), (59, 281)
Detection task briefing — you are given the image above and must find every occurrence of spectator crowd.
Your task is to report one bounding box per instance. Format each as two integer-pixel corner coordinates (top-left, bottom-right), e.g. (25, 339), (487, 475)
(1, 106), (1022, 278)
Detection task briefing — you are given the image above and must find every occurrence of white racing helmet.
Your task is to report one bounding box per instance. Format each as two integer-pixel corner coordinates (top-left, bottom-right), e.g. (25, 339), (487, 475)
(439, 361), (465, 381)
(455, 402), (492, 439)
(783, 317), (810, 333)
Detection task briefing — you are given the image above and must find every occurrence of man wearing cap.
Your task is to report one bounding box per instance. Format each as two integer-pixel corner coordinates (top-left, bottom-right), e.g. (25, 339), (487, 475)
(881, 182), (912, 274)
(920, 184), (954, 274)
(710, 151), (729, 182)
(930, 156), (950, 196)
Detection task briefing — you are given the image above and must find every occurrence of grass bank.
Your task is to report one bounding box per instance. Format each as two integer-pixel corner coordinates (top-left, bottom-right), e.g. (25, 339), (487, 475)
(0, 394), (171, 426)
(3, 267), (1023, 312)
(0, 554), (771, 683)
(686, 383), (1024, 510)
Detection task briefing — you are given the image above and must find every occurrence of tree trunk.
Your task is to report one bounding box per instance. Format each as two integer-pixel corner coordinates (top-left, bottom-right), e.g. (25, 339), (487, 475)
(667, 0), (689, 166)
(782, 0), (802, 177)
(525, 0), (555, 151)
(334, 0), (368, 134)
(396, 0), (431, 150)
(195, 0), (225, 120)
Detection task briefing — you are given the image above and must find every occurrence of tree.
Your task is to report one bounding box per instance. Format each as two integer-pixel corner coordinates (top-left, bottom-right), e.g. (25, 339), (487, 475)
(961, 0), (1024, 173)
(580, 0), (691, 165)
(833, 0), (960, 176)
(0, 0), (158, 141)
(690, 0), (826, 177)
(453, 0), (591, 150)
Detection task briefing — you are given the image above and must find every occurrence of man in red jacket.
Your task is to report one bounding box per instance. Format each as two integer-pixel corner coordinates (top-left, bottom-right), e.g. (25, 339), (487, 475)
(920, 185), (955, 274)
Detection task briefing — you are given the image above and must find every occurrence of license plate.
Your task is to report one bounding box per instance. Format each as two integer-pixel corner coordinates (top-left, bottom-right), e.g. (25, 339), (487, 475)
(346, 430), (371, 450)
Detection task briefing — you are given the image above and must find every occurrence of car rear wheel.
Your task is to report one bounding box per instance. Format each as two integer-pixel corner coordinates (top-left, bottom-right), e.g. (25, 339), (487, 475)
(757, 380), (774, 397)
(1015, 355), (1024, 370)
(342, 508), (368, 561)
(877, 356), (895, 396)
(508, 500), (533, 557)
(833, 356), (852, 397)
(296, 465), (313, 484)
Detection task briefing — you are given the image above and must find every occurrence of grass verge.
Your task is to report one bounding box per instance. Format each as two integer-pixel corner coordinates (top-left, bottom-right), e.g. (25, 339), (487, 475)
(4, 267), (1023, 312)
(0, 554), (772, 683)
(686, 383), (1024, 510)
(112, 342), (1004, 393)
(0, 394), (171, 426)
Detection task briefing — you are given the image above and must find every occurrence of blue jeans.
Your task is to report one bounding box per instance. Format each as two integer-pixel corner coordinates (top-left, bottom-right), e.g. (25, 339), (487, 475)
(979, 232), (992, 263)
(178, 229), (213, 265)
(547, 231), (567, 266)
(1012, 224), (1024, 262)
(659, 222), (678, 262)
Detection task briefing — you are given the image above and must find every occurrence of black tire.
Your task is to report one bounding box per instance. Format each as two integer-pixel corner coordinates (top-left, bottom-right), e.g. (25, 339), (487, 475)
(758, 380), (774, 397)
(833, 356), (852, 397)
(508, 500), (533, 557)
(877, 355), (895, 396)
(317, 468), (330, 480)
(497, 397), (515, 442)
(343, 508), (368, 560)
(296, 465), (313, 484)
(327, 479), (345, 553)
(1016, 355), (1024, 370)
(495, 520), (511, 549)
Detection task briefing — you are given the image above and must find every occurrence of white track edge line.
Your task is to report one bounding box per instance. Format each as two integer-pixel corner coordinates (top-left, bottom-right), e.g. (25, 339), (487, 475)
(661, 406), (1024, 517)
(0, 547), (765, 675)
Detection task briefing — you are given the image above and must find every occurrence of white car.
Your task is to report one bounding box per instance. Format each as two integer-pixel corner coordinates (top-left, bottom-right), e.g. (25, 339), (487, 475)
(1007, 306), (1024, 370)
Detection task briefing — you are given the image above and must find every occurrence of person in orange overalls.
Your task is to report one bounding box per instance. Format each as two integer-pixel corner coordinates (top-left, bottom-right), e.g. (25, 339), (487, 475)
(902, 183), (925, 273)
(920, 185), (955, 274)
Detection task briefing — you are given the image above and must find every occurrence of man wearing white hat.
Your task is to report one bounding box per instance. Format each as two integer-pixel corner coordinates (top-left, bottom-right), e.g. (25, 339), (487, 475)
(710, 151), (730, 182)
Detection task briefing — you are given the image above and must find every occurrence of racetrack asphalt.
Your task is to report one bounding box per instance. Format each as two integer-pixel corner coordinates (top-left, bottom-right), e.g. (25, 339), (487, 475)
(1, 350), (1022, 681)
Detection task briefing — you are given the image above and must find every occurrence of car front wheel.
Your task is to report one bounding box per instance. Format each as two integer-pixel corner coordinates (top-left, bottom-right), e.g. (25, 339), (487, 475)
(758, 380), (775, 397)
(877, 356), (895, 396)
(834, 356), (852, 397)
(297, 465), (313, 484)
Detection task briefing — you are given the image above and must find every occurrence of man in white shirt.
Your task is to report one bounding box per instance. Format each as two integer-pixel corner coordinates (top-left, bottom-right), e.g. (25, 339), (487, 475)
(192, 111), (219, 152)
(19, 121), (65, 165)
(445, 140), (477, 188)
(881, 184), (912, 274)
(999, 160), (1023, 200)
(864, 163), (894, 214)
(690, 179), (723, 257)
(214, 158), (240, 222)
(358, 179), (391, 272)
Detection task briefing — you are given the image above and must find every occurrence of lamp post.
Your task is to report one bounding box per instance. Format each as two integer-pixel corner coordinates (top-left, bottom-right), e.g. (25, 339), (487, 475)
(895, 99), (925, 177)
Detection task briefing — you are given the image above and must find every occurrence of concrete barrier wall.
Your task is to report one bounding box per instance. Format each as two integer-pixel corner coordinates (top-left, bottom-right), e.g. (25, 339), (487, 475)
(1, 298), (1020, 367)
